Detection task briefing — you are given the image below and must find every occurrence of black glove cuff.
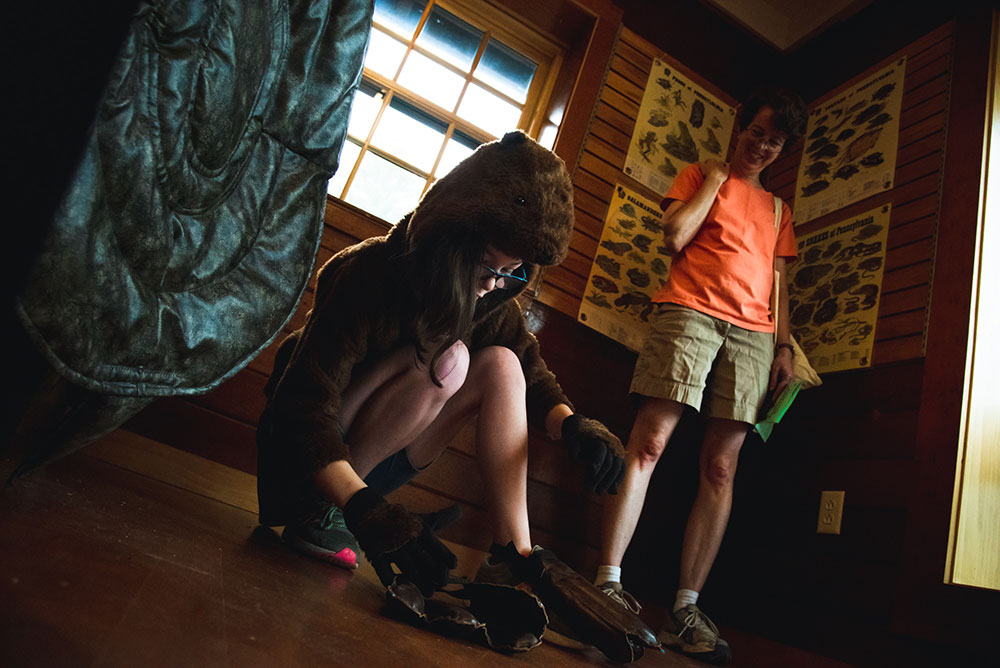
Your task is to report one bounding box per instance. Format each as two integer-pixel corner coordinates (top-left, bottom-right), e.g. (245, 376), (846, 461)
(342, 486), (386, 529)
(561, 413), (584, 441)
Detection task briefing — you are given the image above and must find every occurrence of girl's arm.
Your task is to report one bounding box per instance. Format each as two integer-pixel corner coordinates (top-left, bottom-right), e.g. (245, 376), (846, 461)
(545, 403), (573, 440)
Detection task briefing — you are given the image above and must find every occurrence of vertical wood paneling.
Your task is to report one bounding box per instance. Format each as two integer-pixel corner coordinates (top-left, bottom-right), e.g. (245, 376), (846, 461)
(749, 23), (951, 367)
(896, 6), (997, 650)
(948, 10), (1000, 590)
(551, 21), (952, 369)
(542, 27), (738, 327)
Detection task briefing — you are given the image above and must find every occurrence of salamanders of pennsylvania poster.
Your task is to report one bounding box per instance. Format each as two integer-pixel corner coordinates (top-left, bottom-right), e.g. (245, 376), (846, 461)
(578, 185), (670, 351)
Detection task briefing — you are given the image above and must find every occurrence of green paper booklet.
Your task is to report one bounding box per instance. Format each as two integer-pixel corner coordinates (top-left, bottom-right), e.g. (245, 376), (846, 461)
(754, 379), (803, 442)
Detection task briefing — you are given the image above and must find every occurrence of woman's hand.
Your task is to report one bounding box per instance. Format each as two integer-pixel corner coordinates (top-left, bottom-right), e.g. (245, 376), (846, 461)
(769, 345), (794, 398)
(699, 159), (729, 185)
(662, 162), (729, 253)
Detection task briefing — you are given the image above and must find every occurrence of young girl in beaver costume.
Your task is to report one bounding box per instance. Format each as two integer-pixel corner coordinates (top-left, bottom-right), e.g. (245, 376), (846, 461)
(256, 131), (627, 596)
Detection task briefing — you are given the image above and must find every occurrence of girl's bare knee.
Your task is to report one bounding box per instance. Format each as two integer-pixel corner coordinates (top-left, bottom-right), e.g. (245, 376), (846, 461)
(472, 346), (525, 390)
(432, 340), (470, 396)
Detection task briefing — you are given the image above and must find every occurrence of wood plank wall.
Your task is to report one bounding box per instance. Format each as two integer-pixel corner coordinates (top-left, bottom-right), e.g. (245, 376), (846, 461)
(515, 20), (962, 664)
(769, 22), (953, 366)
(534, 26), (738, 319)
(717, 31), (956, 651)
(537, 22), (952, 370)
(894, 7), (998, 652)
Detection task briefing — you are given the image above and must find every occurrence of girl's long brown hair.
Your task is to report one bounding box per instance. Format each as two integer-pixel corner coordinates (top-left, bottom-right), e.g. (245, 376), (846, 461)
(402, 225), (486, 386)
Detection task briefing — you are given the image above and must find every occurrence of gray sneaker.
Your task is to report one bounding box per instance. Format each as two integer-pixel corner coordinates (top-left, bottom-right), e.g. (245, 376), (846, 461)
(659, 604), (731, 665)
(599, 581), (642, 614)
(281, 505), (359, 570)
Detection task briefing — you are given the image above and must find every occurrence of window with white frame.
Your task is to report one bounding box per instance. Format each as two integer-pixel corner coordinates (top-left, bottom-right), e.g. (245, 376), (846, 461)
(328, 0), (563, 223)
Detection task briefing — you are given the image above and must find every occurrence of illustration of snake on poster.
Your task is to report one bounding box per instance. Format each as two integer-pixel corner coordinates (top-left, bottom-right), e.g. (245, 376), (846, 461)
(794, 59), (906, 225)
(578, 185), (671, 351)
(623, 58), (736, 196)
(787, 205), (891, 373)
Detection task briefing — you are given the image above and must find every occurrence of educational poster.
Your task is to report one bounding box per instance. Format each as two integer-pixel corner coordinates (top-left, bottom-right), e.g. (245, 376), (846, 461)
(623, 58), (736, 197)
(787, 205), (891, 373)
(578, 185), (671, 351)
(794, 58), (906, 225)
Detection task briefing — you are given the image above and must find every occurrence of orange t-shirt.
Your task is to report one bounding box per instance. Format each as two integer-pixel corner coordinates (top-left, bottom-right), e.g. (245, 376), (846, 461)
(652, 164), (798, 332)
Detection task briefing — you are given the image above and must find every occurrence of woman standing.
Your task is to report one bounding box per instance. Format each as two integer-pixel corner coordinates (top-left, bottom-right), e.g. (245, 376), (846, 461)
(596, 88), (807, 665)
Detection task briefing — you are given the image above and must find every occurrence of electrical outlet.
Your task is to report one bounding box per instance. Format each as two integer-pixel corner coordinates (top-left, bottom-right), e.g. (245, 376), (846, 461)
(817, 490), (845, 534)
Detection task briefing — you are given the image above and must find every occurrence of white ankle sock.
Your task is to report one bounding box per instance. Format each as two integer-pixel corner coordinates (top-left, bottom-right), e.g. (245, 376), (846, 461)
(595, 565), (621, 586)
(673, 588), (699, 612)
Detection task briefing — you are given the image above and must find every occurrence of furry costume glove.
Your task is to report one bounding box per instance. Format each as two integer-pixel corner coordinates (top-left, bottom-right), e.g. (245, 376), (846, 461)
(343, 487), (457, 595)
(561, 414), (626, 494)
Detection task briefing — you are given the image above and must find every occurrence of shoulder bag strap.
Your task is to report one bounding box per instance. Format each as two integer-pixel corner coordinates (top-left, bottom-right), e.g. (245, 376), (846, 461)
(771, 196), (782, 342)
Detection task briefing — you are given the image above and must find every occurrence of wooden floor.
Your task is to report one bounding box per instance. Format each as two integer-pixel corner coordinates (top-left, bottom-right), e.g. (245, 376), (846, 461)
(1, 431), (855, 667)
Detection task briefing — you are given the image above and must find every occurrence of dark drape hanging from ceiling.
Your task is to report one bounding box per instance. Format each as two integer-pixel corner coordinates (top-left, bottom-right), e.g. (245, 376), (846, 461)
(8, 0), (374, 472)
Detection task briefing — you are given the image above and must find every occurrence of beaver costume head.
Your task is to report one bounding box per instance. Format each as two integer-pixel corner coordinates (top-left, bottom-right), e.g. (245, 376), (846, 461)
(406, 130), (575, 270)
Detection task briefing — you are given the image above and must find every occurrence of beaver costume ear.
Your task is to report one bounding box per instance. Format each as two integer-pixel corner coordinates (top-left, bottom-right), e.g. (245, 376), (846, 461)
(406, 130), (575, 267)
(501, 130), (527, 146)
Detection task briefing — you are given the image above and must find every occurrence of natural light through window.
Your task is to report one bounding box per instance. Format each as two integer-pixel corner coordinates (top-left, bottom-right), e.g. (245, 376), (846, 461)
(327, 0), (560, 224)
(397, 51), (465, 110)
(457, 83), (522, 137)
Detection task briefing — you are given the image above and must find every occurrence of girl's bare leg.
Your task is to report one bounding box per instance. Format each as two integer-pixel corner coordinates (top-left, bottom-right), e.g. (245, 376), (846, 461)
(341, 342), (470, 478)
(402, 346), (531, 554)
(339, 343), (531, 554)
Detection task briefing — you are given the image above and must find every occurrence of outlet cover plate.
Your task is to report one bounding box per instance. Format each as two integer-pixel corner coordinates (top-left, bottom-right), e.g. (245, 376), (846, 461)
(817, 490), (845, 534)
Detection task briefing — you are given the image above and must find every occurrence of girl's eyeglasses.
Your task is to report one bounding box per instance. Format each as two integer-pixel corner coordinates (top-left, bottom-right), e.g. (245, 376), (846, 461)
(480, 263), (528, 289)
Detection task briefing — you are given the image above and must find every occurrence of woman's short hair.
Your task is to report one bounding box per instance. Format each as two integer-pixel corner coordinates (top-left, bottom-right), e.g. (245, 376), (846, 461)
(739, 87), (808, 148)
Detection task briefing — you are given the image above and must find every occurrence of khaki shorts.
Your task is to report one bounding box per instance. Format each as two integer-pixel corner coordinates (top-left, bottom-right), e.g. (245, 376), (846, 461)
(630, 303), (774, 424)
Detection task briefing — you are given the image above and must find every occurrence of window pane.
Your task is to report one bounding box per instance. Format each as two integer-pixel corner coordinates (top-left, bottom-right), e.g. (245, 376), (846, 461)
(347, 81), (383, 141)
(436, 131), (479, 177)
(370, 97), (447, 172)
(415, 6), (482, 71)
(476, 38), (536, 103)
(397, 50), (465, 112)
(345, 151), (427, 222)
(373, 0), (426, 40)
(364, 28), (408, 79)
(538, 123), (558, 150)
(328, 139), (362, 198)
(457, 83), (522, 138)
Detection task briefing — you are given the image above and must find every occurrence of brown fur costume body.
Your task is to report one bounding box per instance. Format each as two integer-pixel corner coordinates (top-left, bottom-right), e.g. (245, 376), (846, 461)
(257, 132), (576, 525)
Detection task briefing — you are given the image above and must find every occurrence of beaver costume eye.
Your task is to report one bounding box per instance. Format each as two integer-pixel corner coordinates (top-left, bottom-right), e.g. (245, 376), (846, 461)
(515, 196), (527, 206)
